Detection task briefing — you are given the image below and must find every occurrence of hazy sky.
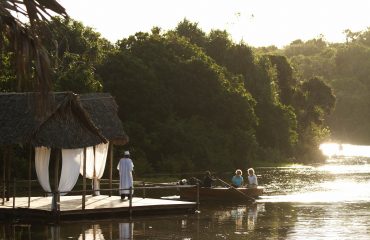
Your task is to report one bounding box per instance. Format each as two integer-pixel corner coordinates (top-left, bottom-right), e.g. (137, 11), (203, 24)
(58, 0), (370, 47)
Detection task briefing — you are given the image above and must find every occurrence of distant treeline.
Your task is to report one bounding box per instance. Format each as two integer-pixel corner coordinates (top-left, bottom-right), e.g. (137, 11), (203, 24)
(8, 17), (367, 175)
(258, 29), (370, 145)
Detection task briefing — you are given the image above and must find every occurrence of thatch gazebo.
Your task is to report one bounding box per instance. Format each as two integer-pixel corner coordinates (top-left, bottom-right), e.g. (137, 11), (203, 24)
(0, 92), (128, 210)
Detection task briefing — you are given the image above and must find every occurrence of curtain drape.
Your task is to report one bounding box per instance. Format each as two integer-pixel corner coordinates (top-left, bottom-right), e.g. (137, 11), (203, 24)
(35, 143), (109, 201)
(94, 142), (109, 178)
(59, 148), (83, 195)
(79, 142), (109, 179)
(80, 146), (95, 179)
(35, 146), (52, 193)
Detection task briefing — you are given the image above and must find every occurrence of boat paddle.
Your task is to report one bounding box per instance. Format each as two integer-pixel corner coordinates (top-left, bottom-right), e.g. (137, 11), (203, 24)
(216, 177), (255, 202)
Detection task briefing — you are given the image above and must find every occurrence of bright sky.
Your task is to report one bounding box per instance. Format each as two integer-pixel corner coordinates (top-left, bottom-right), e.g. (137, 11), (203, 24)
(58, 0), (370, 48)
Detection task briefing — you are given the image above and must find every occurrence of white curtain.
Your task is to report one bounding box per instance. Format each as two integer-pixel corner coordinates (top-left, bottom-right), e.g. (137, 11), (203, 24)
(35, 143), (109, 199)
(79, 142), (109, 179)
(79, 143), (109, 196)
(95, 142), (109, 178)
(59, 148), (83, 195)
(35, 146), (52, 193)
(80, 146), (95, 178)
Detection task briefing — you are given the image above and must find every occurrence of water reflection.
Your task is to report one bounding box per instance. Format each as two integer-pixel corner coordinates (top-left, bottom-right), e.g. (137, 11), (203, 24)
(78, 224), (105, 240)
(260, 163), (370, 203)
(212, 203), (264, 234)
(1, 155), (370, 239)
(118, 222), (133, 240)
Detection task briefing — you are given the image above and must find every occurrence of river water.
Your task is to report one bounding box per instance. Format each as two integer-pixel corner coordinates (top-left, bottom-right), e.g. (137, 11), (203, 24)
(2, 151), (370, 239)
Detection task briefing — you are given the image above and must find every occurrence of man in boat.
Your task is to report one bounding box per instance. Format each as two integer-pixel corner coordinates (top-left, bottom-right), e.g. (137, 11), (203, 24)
(117, 151), (134, 200)
(247, 168), (258, 188)
(231, 169), (244, 187)
(202, 170), (216, 187)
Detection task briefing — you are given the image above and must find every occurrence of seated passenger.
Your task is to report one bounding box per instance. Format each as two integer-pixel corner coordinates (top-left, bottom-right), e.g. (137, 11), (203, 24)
(202, 170), (215, 187)
(231, 169), (244, 188)
(247, 168), (258, 188)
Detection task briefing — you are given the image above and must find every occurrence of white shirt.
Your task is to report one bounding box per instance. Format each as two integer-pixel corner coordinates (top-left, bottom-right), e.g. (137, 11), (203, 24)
(248, 175), (258, 185)
(117, 157), (134, 194)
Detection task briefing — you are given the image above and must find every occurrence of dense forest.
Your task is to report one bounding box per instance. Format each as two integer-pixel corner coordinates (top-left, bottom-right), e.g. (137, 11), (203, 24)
(2, 17), (368, 175)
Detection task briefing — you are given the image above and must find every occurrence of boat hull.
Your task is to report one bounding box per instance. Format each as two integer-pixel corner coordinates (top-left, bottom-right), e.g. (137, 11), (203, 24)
(179, 186), (263, 201)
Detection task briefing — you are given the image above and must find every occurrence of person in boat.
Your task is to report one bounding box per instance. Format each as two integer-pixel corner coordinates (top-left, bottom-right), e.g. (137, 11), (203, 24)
(188, 177), (202, 185)
(231, 169), (244, 188)
(247, 168), (258, 188)
(117, 150), (134, 200)
(202, 170), (216, 187)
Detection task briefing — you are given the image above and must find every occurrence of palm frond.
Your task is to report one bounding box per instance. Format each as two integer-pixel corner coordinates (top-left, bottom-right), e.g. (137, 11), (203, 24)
(1, 0), (68, 116)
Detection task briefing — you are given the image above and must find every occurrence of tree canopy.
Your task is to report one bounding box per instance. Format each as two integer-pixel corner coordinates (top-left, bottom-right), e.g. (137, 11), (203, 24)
(277, 29), (370, 144)
(1, 16), (340, 174)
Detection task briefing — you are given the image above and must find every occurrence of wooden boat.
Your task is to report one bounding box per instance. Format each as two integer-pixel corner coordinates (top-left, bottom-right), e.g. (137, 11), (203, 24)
(179, 186), (264, 201)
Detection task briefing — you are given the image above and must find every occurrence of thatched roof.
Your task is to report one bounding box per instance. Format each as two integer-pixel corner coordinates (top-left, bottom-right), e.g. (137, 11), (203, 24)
(79, 93), (128, 145)
(0, 92), (128, 148)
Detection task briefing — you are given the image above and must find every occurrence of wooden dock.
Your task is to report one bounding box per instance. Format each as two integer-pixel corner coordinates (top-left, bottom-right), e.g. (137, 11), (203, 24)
(0, 195), (197, 222)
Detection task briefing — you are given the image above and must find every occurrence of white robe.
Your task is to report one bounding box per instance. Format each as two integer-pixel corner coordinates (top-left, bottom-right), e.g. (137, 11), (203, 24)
(117, 157), (134, 194)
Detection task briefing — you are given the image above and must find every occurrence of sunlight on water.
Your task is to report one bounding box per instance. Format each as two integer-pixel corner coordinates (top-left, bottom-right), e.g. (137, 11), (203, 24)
(259, 179), (370, 203)
(317, 164), (370, 174)
(320, 143), (370, 157)
(260, 155), (370, 204)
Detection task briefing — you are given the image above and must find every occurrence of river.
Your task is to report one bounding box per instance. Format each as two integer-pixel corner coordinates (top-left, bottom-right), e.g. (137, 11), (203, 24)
(1, 145), (370, 239)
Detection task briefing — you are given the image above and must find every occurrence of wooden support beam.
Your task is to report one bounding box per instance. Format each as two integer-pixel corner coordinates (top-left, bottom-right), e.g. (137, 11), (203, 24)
(2, 146), (7, 205)
(54, 149), (60, 193)
(6, 146), (12, 201)
(82, 147), (86, 210)
(109, 143), (113, 197)
(53, 149), (60, 212)
(28, 145), (32, 208)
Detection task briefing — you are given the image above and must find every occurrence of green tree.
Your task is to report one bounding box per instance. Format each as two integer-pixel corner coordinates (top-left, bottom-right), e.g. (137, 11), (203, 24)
(293, 77), (335, 161)
(268, 55), (296, 105)
(173, 20), (301, 163)
(175, 19), (207, 48)
(36, 17), (113, 93)
(98, 30), (259, 172)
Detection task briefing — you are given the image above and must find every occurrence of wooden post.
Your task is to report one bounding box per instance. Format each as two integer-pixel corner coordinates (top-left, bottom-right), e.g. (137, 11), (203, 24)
(2, 147), (7, 205)
(143, 182), (146, 199)
(6, 146), (12, 201)
(82, 147), (87, 210)
(109, 143), (113, 197)
(54, 149), (60, 193)
(53, 149), (60, 211)
(129, 187), (133, 218)
(12, 178), (15, 209)
(93, 146), (97, 196)
(28, 145), (32, 208)
(196, 183), (200, 211)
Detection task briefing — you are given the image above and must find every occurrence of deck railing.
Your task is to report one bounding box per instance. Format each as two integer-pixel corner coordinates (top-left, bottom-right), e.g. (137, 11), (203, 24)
(2, 178), (200, 217)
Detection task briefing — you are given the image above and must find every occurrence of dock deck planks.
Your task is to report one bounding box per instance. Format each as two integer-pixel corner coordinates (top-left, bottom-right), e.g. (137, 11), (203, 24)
(0, 195), (197, 221)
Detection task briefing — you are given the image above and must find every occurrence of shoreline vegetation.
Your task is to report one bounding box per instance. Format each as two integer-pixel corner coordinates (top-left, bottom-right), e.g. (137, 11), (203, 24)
(2, 10), (370, 178)
(136, 162), (314, 184)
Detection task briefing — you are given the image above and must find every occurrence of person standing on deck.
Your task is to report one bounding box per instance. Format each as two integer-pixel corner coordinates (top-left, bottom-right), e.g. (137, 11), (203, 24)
(117, 151), (134, 200)
(247, 168), (258, 188)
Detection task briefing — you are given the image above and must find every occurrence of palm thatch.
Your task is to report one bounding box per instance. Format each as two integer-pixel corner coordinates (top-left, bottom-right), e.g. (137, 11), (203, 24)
(0, 92), (128, 149)
(79, 93), (129, 145)
(1, 0), (68, 115)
